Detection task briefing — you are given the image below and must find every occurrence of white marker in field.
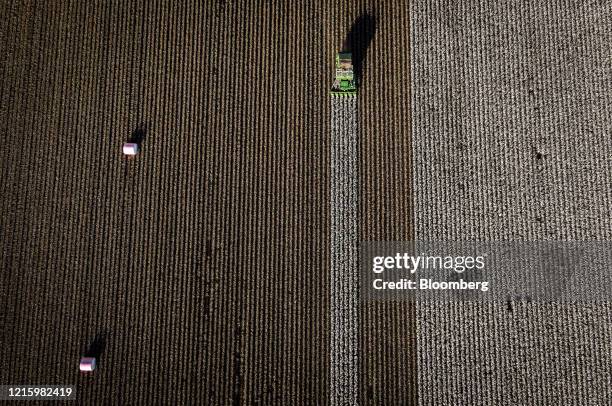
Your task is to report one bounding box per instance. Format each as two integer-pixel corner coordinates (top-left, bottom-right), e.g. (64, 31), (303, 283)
(122, 143), (139, 156)
(79, 357), (96, 372)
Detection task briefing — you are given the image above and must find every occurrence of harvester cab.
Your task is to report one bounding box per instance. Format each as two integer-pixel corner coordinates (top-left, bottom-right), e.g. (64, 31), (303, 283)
(331, 52), (357, 96)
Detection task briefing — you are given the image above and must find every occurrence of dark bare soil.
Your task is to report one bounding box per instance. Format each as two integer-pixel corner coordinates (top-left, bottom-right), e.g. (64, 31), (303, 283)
(0, 1), (414, 404)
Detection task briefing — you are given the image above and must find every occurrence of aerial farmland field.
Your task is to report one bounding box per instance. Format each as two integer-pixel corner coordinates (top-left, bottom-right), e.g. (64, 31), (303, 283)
(0, 1), (414, 404)
(1, 0), (610, 405)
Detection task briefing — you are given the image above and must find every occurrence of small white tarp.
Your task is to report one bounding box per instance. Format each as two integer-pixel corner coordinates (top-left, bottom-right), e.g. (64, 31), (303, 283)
(80, 357), (96, 372)
(123, 143), (139, 155)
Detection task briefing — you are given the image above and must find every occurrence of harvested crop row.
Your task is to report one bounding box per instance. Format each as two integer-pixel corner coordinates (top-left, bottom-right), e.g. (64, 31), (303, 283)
(330, 96), (359, 406)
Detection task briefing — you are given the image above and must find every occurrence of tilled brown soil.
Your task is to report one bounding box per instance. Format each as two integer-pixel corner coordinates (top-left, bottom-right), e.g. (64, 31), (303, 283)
(0, 1), (414, 404)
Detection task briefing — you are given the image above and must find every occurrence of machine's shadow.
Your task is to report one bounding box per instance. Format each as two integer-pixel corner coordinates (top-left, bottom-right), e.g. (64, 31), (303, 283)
(343, 13), (377, 84)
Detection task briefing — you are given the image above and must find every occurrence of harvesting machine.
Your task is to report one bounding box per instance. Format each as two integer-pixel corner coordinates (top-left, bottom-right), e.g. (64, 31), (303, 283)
(330, 52), (357, 96)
